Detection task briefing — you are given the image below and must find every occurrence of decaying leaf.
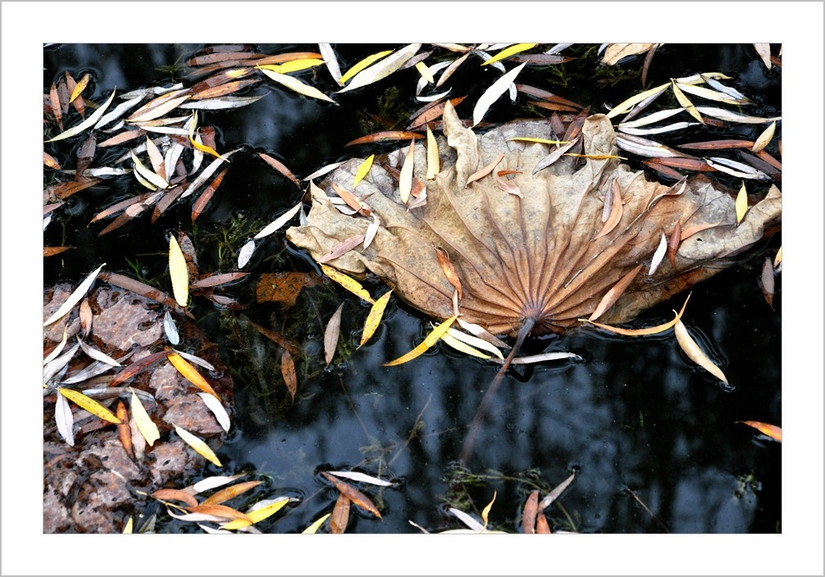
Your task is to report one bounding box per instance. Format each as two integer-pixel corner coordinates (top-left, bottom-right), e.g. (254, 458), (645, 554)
(384, 316), (457, 366)
(321, 472), (382, 518)
(167, 351), (221, 400)
(601, 43), (658, 66)
(330, 493), (350, 534)
(674, 319), (728, 384)
(280, 350), (298, 400)
(324, 303), (344, 367)
(338, 44), (421, 93)
(522, 489), (539, 534)
(287, 103), (781, 339)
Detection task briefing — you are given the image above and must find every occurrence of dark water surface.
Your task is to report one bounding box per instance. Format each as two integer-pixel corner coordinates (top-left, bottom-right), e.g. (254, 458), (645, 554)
(43, 43), (781, 533)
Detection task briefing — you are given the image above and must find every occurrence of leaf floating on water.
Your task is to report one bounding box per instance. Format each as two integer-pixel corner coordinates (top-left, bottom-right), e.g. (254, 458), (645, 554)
(753, 44), (772, 70)
(76, 336), (121, 367)
(302, 513), (331, 534)
(440, 330), (491, 360)
(539, 471), (577, 511)
(695, 106), (781, 125)
(483, 43), (537, 66)
(46, 89), (117, 142)
(601, 43), (657, 65)
(673, 320), (728, 384)
(320, 264), (375, 304)
(594, 180), (624, 240)
(339, 49), (394, 84)
(198, 392), (231, 432)
(44, 263), (105, 326)
(280, 349), (298, 400)
(152, 488), (199, 508)
(345, 130), (424, 147)
(414, 60), (434, 84)
(751, 121), (776, 153)
(324, 303), (344, 367)
(254, 201), (303, 239)
(581, 294), (691, 336)
(738, 420), (781, 442)
(202, 480), (262, 506)
(167, 351), (221, 400)
(735, 182), (749, 224)
(174, 424), (222, 467)
(353, 154), (374, 188)
(481, 492), (496, 530)
(445, 328), (504, 360)
(258, 152), (301, 188)
(330, 493), (351, 534)
(168, 235), (189, 307)
(760, 257), (775, 309)
(327, 470), (393, 487)
(55, 390), (75, 446)
(238, 239), (256, 269)
(360, 290), (392, 348)
(258, 67), (336, 104)
(472, 62), (527, 127)
(58, 387), (122, 424)
(130, 388), (160, 446)
(321, 472), (382, 518)
(606, 82), (669, 119)
(338, 44), (421, 93)
(384, 315), (457, 366)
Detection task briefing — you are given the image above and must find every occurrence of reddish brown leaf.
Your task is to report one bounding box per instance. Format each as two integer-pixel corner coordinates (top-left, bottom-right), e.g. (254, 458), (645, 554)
(254, 52), (324, 66)
(330, 493), (350, 534)
(186, 51), (265, 67)
(649, 157), (716, 171)
(46, 177), (101, 200)
(98, 130), (146, 148)
(667, 221), (682, 268)
(588, 264), (643, 322)
(408, 96), (467, 129)
(187, 504), (253, 523)
(756, 149), (782, 171)
(44, 246), (72, 257)
(594, 180), (624, 240)
(678, 139), (755, 151)
(116, 401), (133, 459)
(680, 222), (719, 241)
(75, 133), (97, 178)
(642, 160), (684, 181)
(258, 152), (301, 188)
(435, 247), (462, 300)
(522, 489), (539, 534)
(79, 298), (93, 336)
(49, 82), (62, 129)
(191, 167), (229, 221)
(190, 68), (255, 94)
(331, 182), (371, 216)
(346, 131), (424, 147)
(109, 351), (168, 387)
(317, 234), (365, 264)
(738, 420), (782, 442)
(190, 78), (260, 101)
(191, 272), (249, 289)
(321, 472), (382, 518)
(250, 321), (301, 356)
(151, 185), (185, 223)
(281, 349), (298, 401)
(152, 488), (199, 508)
(99, 272), (185, 313)
(532, 101), (581, 113)
(535, 512), (552, 534)
(201, 480), (263, 506)
(255, 271), (320, 306)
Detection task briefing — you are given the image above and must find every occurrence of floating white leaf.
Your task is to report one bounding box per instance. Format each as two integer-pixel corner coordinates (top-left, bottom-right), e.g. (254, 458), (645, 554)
(238, 239), (256, 269)
(327, 470), (393, 487)
(198, 392), (231, 432)
(338, 43), (421, 93)
(259, 68), (336, 104)
(46, 89), (117, 142)
(472, 62), (526, 127)
(254, 201), (303, 239)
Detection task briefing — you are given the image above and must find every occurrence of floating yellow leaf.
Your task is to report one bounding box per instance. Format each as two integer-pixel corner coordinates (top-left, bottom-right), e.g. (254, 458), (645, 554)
(202, 480), (263, 506)
(738, 420), (782, 442)
(440, 329), (491, 360)
(222, 497), (290, 530)
(167, 351), (221, 400)
(735, 182), (748, 224)
(360, 290), (392, 348)
(445, 327), (504, 360)
(58, 387), (121, 424)
(302, 513), (331, 534)
(674, 320), (728, 384)
(258, 67), (336, 104)
(353, 154), (374, 188)
(671, 81), (705, 124)
(415, 61), (434, 83)
(188, 111), (228, 162)
(130, 388), (160, 446)
(168, 235), (189, 307)
(174, 424), (222, 467)
(339, 49), (394, 84)
(581, 293), (691, 336)
(606, 82), (669, 119)
(384, 316), (457, 366)
(320, 264), (375, 304)
(426, 127), (439, 179)
(257, 58), (325, 74)
(482, 43), (537, 65)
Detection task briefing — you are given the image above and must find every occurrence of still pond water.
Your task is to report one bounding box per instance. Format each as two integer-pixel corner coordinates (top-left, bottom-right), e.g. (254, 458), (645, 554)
(43, 43), (781, 533)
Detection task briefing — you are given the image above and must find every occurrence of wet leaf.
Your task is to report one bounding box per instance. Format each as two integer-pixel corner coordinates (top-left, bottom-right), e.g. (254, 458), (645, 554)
(467, 152), (504, 185)
(202, 481), (262, 506)
(536, 512), (552, 534)
(674, 320), (728, 384)
(601, 43), (657, 65)
(321, 472), (382, 518)
(327, 470), (393, 487)
(449, 507), (484, 531)
(445, 327), (504, 359)
(360, 290), (393, 348)
(473, 62), (526, 127)
(539, 471), (577, 510)
(384, 315), (457, 366)
(330, 493), (351, 534)
(594, 180), (624, 240)
(302, 513), (331, 534)
(46, 89), (117, 142)
(331, 182), (370, 216)
(153, 488), (199, 508)
(324, 303), (344, 367)
(44, 263), (104, 326)
(168, 235), (189, 307)
(130, 388), (160, 446)
(223, 497), (291, 530)
(440, 329), (491, 359)
(190, 474), (247, 494)
(77, 336), (120, 367)
(760, 257), (775, 309)
(522, 490), (539, 533)
(339, 49), (394, 84)
(483, 43), (537, 65)
(55, 390), (75, 446)
(167, 351), (221, 400)
(752, 121), (776, 153)
(675, 81), (750, 106)
(58, 387), (121, 424)
(606, 82), (669, 119)
(198, 392), (231, 432)
(255, 271), (318, 306)
(280, 350), (298, 400)
(338, 44), (421, 93)
(589, 265), (643, 322)
(174, 424), (222, 467)
(581, 294), (691, 336)
(259, 67), (335, 104)
(753, 44), (772, 69)
(738, 420), (781, 442)
(187, 111), (228, 162)
(127, 90), (191, 123)
(480, 491), (496, 530)
(320, 264), (374, 303)
(694, 106), (780, 125)
(188, 504), (252, 523)
(346, 130), (424, 147)
(254, 201), (303, 239)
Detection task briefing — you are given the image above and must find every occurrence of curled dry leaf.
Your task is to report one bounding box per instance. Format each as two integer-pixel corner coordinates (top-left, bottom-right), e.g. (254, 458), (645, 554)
(287, 104), (781, 338)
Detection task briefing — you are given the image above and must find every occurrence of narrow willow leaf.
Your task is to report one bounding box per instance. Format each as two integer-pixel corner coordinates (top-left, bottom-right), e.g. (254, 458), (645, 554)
(522, 490), (539, 533)
(735, 182), (749, 224)
(198, 392), (231, 432)
(44, 263), (105, 326)
(191, 474), (246, 494)
(467, 152), (505, 185)
(353, 154), (375, 188)
(594, 180), (624, 240)
(581, 294), (691, 336)
(320, 264), (375, 303)
(187, 111), (228, 162)
(259, 68), (336, 104)
(481, 492), (496, 529)
(589, 264), (643, 321)
(324, 303), (344, 367)
(46, 89), (117, 142)
(331, 182), (370, 215)
(508, 137), (570, 145)
(761, 256), (775, 309)
(450, 507), (484, 531)
(168, 235), (189, 307)
(127, 91), (191, 123)
(130, 388), (160, 446)
(222, 497), (290, 530)
(670, 81), (704, 124)
(58, 387), (121, 424)
(505, 351), (583, 365)
(321, 472), (382, 518)
(695, 107), (781, 124)
(605, 82), (669, 119)
(327, 470), (393, 487)
(483, 43), (537, 65)
(532, 136), (581, 173)
(76, 337), (121, 367)
(674, 320), (728, 384)
(360, 290), (392, 348)
(201, 480), (262, 506)
(472, 62), (527, 127)
(188, 504), (251, 523)
(675, 81), (750, 106)
(339, 49), (394, 84)
(414, 61), (434, 83)
(257, 58), (325, 74)
(426, 127), (439, 179)
(753, 43), (772, 69)
(174, 424), (222, 467)
(254, 201), (303, 239)
(281, 349), (298, 400)
(116, 401), (133, 458)
(330, 494), (351, 534)
(238, 239), (256, 269)
(44, 326), (69, 365)
(163, 311), (180, 345)
(55, 390), (75, 446)
(317, 234), (365, 263)
(153, 488), (199, 508)
(319, 43), (343, 85)
(445, 327), (504, 360)
(648, 231), (668, 276)
(384, 316), (457, 366)
(399, 139), (416, 204)
(339, 44), (421, 93)
(751, 121), (776, 153)
(539, 471), (577, 510)
(738, 420), (781, 442)
(706, 157), (769, 180)
(167, 351), (221, 399)
(302, 513), (331, 534)
(363, 213), (380, 249)
(440, 330), (491, 360)
(434, 247), (462, 299)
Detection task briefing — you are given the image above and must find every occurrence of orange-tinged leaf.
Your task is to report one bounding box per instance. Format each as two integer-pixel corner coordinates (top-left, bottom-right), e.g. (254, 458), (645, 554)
(330, 493), (351, 533)
(174, 424), (222, 467)
(188, 504), (252, 523)
(43, 151), (61, 169)
(320, 264), (375, 303)
(760, 257), (775, 309)
(152, 488), (199, 508)
(322, 472), (381, 518)
(384, 315), (457, 366)
(668, 221), (682, 268)
(674, 319), (728, 384)
(581, 293), (691, 336)
(481, 491), (496, 530)
(258, 152), (301, 188)
(594, 180), (624, 240)
(360, 290), (392, 348)
(340, 49), (394, 84)
(58, 387), (121, 424)
(467, 152), (504, 185)
(735, 182), (748, 224)
(202, 480), (263, 506)
(353, 154), (375, 188)
(324, 303), (344, 367)
(130, 388), (160, 446)
(191, 167), (228, 221)
(680, 222), (719, 241)
(331, 182), (370, 216)
(588, 264), (642, 321)
(738, 420), (782, 442)
(116, 401), (133, 458)
(435, 247), (462, 300)
(345, 131), (423, 147)
(167, 351), (221, 400)
(221, 497), (290, 530)
(536, 512), (552, 533)
(168, 235), (189, 307)
(46, 89), (117, 142)
(255, 271), (318, 306)
(281, 349), (298, 400)
(188, 111), (228, 162)
(317, 234), (365, 264)
(522, 489), (539, 534)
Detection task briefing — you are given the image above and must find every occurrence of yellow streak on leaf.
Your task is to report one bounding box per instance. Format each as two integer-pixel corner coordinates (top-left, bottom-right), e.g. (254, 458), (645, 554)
(130, 388), (160, 446)
(256, 58), (325, 74)
(302, 513), (331, 534)
(69, 73), (91, 103)
(735, 182), (748, 224)
(188, 111), (228, 162)
(384, 316), (457, 366)
(320, 264), (375, 304)
(674, 320), (728, 384)
(167, 352), (221, 400)
(339, 49), (394, 84)
(580, 293), (691, 336)
(508, 137), (570, 145)
(222, 497), (290, 530)
(439, 330), (491, 360)
(360, 290), (393, 348)
(482, 43), (537, 65)
(168, 235), (189, 307)
(58, 387), (121, 424)
(738, 421), (782, 442)
(415, 61), (434, 83)
(426, 127), (439, 179)
(606, 82), (669, 119)
(174, 424), (222, 467)
(353, 154), (374, 188)
(671, 81), (705, 124)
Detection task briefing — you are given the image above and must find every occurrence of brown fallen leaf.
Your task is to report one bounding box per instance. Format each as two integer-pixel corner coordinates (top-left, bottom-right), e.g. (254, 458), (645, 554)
(535, 512), (552, 534)
(738, 420), (781, 442)
(201, 480), (263, 506)
(255, 271), (319, 306)
(152, 488), (199, 508)
(116, 401), (133, 459)
(346, 131), (424, 147)
(522, 489), (539, 534)
(324, 303), (344, 367)
(330, 493), (350, 534)
(281, 349), (297, 400)
(321, 471), (382, 518)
